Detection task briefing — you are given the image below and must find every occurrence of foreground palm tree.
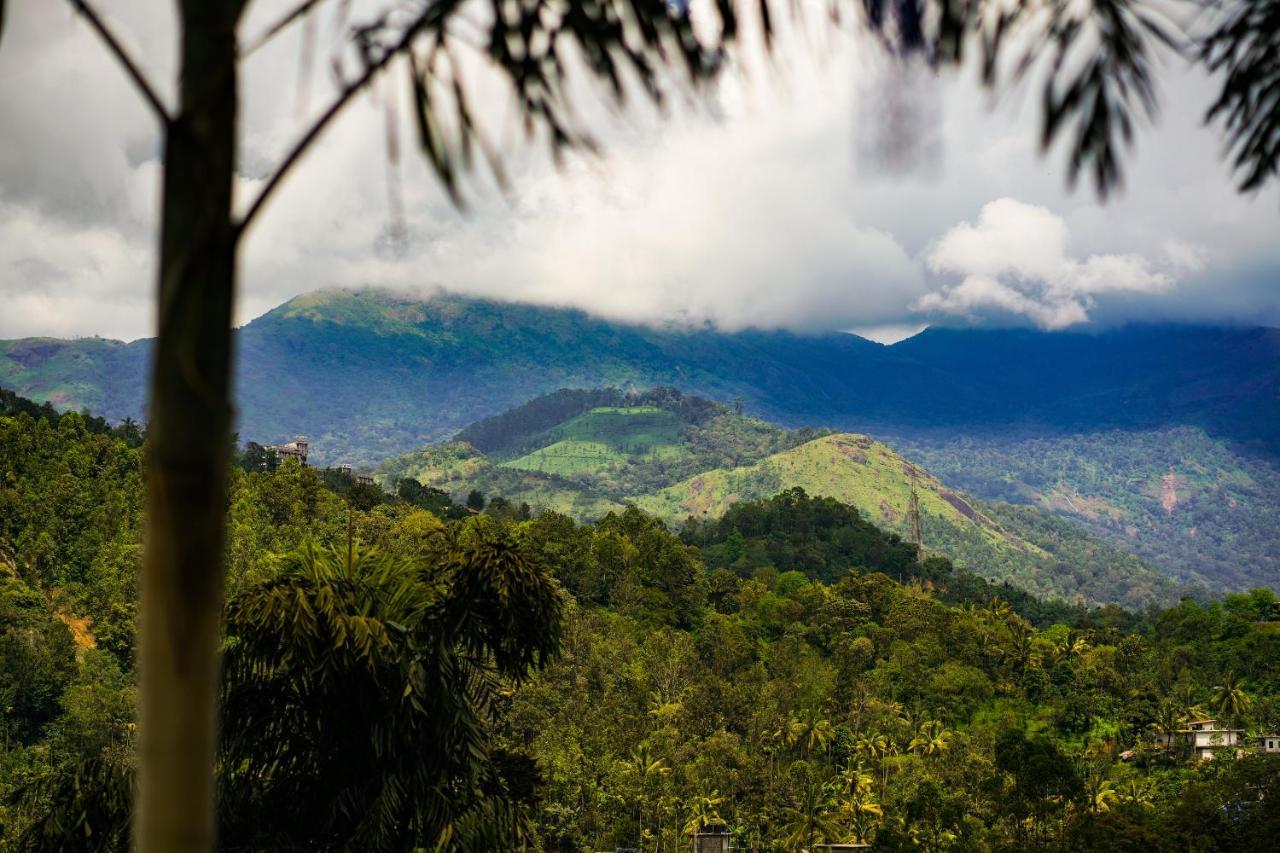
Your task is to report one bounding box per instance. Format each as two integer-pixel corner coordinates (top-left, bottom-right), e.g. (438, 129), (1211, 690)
(219, 523), (562, 849)
(20, 520), (563, 851)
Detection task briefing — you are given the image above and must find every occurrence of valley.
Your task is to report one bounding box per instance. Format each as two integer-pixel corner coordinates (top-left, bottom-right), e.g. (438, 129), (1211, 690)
(894, 427), (1280, 591)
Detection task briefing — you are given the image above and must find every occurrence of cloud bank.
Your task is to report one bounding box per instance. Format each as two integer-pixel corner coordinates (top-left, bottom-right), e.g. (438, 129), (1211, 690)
(0, 1), (1277, 341)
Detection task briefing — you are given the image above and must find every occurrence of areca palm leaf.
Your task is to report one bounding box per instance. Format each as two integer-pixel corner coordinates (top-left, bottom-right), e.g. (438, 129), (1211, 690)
(218, 526), (562, 851)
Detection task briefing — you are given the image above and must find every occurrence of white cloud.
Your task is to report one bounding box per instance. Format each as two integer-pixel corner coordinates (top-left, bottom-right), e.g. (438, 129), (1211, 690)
(914, 198), (1195, 330)
(390, 89), (928, 332)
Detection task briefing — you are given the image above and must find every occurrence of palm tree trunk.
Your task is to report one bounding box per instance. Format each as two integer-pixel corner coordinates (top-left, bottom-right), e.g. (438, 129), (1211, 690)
(135, 3), (242, 851)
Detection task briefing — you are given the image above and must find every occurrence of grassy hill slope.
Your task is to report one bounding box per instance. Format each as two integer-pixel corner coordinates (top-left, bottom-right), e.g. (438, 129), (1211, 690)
(632, 433), (1173, 605)
(634, 434), (1002, 534)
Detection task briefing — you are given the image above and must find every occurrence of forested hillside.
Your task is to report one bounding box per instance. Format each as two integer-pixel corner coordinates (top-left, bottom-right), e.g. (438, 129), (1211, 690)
(896, 428), (1280, 591)
(382, 390), (1181, 607)
(2, 395), (1278, 851)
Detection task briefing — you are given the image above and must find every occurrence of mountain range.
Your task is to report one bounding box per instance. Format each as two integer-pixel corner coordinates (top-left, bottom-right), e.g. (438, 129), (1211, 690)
(3, 286), (1278, 593)
(5, 287), (1279, 461)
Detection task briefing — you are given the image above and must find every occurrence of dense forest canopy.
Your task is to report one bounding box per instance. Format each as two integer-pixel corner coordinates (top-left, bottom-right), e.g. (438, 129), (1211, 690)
(3, 389), (1279, 850)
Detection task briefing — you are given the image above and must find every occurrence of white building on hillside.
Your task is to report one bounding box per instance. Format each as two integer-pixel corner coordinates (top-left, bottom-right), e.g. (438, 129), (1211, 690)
(1180, 719), (1244, 761)
(269, 436), (309, 466)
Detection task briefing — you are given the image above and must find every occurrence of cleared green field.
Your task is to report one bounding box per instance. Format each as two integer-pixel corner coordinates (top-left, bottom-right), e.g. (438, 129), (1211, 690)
(536, 406), (682, 449)
(376, 440), (624, 519)
(502, 406), (687, 475)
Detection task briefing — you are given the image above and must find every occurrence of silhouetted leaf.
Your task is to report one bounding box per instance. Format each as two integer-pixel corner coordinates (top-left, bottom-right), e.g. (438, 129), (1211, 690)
(1203, 0), (1280, 192)
(243, 0), (328, 55)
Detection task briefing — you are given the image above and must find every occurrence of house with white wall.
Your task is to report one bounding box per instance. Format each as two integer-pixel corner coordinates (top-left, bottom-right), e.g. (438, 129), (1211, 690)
(1180, 719), (1244, 761)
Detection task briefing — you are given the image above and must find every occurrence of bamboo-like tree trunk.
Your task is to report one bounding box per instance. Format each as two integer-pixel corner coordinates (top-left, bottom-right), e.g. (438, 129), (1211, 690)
(134, 3), (242, 851)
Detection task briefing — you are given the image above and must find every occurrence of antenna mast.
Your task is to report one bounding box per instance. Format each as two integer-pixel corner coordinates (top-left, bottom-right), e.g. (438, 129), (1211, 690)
(907, 464), (924, 562)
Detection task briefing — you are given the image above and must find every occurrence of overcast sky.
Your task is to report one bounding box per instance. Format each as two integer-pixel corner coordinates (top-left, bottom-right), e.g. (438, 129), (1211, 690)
(1, 1), (1277, 342)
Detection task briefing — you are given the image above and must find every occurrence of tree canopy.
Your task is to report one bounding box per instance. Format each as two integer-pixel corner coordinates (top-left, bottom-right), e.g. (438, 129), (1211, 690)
(3, 400), (1279, 850)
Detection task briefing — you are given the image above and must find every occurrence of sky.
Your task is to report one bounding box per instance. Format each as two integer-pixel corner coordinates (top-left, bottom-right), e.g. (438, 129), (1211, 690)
(1, 1), (1277, 343)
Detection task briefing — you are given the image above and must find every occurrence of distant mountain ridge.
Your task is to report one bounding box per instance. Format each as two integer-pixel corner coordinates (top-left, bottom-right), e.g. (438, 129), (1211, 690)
(3, 288), (1279, 465)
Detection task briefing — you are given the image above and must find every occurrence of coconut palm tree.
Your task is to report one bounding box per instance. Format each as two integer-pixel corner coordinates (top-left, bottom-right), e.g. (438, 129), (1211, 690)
(1149, 699), (1186, 757)
(620, 744), (670, 844)
(681, 790), (726, 839)
(1173, 683), (1209, 724)
(1004, 622), (1040, 677)
(856, 731), (895, 788)
(1119, 779), (1155, 811)
(790, 709), (836, 758)
(1212, 671), (1252, 722)
(908, 720), (953, 758)
(1054, 632), (1092, 663)
(779, 774), (841, 851)
(759, 720), (793, 782)
(837, 767), (883, 845)
(984, 597), (1015, 626)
